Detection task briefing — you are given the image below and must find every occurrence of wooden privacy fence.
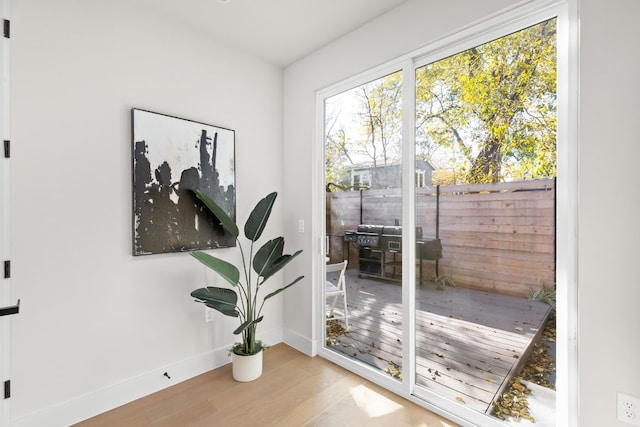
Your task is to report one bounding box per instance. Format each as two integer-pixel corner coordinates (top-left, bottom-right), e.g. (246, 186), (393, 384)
(326, 178), (555, 298)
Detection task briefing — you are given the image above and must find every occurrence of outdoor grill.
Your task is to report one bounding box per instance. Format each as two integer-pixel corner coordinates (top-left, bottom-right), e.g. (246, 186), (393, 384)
(344, 224), (418, 252)
(344, 224), (442, 281)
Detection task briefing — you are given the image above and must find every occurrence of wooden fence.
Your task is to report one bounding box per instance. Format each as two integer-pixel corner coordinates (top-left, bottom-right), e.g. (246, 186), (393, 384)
(326, 178), (555, 297)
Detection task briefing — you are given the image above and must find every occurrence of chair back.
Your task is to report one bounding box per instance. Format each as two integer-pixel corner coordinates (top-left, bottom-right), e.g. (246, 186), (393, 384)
(326, 260), (348, 291)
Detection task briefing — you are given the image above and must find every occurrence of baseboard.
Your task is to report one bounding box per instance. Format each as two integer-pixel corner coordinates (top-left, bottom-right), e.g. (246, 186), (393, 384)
(283, 327), (316, 356)
(12, 330), (284, 427)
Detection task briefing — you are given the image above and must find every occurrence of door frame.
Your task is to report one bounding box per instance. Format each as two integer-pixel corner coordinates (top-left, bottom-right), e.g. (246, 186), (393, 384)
(1, 0), (11, 424)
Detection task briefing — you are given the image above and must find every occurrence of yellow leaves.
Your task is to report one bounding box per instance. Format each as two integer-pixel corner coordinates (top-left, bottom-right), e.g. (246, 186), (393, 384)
(385, 361), (403, 380)
(325, 319), (350, 348)
(520, 338), (556, 389)
(492, 378), (534, 422)
(416, 18), (557, 184)
(511, 381), (527, 392)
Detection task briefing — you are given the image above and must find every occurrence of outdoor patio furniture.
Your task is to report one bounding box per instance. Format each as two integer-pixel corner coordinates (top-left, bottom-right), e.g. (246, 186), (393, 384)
(326, 260), (349, 329)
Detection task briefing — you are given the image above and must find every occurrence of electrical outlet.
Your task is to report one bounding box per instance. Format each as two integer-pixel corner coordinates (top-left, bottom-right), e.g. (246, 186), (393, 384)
(618, 392), (640, 425)
(204, 306), (215, 323)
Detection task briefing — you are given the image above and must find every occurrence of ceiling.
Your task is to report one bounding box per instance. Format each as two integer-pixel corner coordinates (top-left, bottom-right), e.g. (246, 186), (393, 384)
(132, 0), (409, 67)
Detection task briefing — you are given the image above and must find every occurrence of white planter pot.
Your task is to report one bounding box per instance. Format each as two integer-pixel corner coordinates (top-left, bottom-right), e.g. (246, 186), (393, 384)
(231, 350), (263, 382)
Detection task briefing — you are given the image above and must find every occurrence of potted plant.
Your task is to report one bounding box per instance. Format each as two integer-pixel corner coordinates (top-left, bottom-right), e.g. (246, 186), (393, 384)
(189, 190), (304, 382)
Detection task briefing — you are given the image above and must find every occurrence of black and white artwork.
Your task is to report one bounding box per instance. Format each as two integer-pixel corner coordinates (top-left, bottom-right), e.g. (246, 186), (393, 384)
(131, 108), (236, 256)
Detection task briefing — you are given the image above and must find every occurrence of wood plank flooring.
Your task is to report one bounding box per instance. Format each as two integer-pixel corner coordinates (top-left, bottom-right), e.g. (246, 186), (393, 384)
(326, 268), (551, 414)
(73, 344), (458, 427)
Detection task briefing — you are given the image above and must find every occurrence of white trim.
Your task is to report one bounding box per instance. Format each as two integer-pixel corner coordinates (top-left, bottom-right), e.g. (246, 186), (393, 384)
(12, 329), (284, 427)
(554, 1), (580, 426)
(400, 59), (416, 395)
(0, 0), (10, 425)
(12, 350), (227, 427)
(312, 90), (325, 358)
(283, 326), (315, 356)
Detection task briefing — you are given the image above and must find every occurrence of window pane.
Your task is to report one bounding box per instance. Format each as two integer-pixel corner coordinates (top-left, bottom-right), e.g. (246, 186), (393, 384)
(414, 19), (557, 424)
(324, 71), (405, 380)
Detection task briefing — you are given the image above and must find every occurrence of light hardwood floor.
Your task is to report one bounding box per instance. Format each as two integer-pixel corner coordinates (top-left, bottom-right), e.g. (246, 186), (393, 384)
(74, 343), (459, 427)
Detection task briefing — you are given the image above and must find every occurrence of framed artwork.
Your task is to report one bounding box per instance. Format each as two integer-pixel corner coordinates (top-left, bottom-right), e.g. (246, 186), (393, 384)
(131, 108), (236, 256)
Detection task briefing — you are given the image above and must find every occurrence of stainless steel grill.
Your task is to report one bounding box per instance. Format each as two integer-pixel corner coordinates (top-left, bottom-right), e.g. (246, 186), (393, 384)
(344, 224), (442, 282)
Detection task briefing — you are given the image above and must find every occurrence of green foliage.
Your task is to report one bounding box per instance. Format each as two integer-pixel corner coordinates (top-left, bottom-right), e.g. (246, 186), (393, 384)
(416, 19), (557, 183)
(189, 191), (304, 355)
(194, 190), (239, 238)
(190, 250), (239, 288)
(243, 192), (276, 242)
(191, 287), (239, 318)
(427, 274), (457, 290)
(528, 285), (556, 312)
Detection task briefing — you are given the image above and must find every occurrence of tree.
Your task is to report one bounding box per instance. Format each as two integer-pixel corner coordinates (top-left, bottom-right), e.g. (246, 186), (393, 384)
(324, 99), (354, 191)
(324, 72), (403, 190)
(325, 127), (353, 191)
(416, 18), (557, 184)
(354, 72), (403, 168)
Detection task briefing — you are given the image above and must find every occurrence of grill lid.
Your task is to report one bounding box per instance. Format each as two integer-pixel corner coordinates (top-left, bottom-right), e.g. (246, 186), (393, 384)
(355, 224), (421, 238)
(356, 224), (384, 234)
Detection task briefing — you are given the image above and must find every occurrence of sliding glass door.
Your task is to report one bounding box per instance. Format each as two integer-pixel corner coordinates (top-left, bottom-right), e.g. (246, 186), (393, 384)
(318, 7), (564, 427)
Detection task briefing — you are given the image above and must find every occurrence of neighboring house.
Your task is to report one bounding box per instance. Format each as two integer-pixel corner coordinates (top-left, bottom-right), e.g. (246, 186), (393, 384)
(349, 160), (435, 190)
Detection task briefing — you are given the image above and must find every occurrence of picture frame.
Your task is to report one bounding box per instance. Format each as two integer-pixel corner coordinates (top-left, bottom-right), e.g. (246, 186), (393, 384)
(131, 108), (236, 256)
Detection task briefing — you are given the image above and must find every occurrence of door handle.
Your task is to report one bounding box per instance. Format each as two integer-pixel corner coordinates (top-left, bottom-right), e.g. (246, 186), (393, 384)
(0, 299), (20, 317)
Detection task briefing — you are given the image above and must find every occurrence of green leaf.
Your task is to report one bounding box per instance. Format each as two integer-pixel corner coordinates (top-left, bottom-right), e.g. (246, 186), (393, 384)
(260, 250), (303, 282)
(244, 192), (277, 242)
(263, 276), (305, 301)
(233, 316), (264, 335)
(193, 189), (239, 238)
(191, 287), (239, 317)
(253, 237), (284, 277)
(190, 251), (240, 287)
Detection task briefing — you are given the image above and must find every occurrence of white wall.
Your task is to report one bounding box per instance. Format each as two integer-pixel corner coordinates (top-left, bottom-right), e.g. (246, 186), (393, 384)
(578, 0), (640, 425)
(10, 0), (285, 422)
(283, 1), (640, 427)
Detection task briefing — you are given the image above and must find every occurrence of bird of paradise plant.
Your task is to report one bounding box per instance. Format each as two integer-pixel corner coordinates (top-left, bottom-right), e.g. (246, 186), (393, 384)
(190, 190), (304, 355)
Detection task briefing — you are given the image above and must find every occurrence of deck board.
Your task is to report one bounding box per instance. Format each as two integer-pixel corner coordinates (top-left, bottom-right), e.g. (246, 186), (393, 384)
(326, 268), (551, 414)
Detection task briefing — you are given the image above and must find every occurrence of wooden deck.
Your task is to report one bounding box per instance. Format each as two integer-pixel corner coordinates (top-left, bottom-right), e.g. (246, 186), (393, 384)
(326, 267), (552, 414)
